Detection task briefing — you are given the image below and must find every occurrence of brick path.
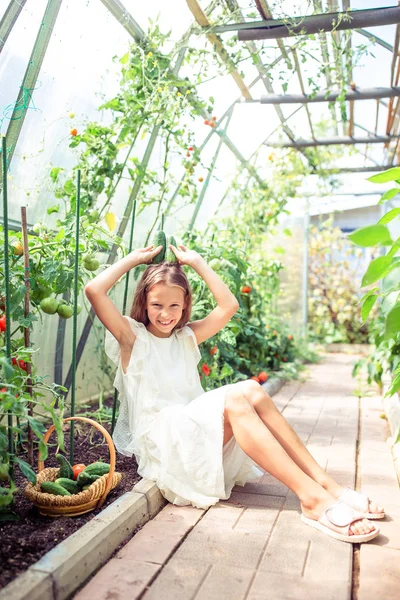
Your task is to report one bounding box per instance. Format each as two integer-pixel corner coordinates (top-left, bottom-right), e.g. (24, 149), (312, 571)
(74, 353), (400, 600)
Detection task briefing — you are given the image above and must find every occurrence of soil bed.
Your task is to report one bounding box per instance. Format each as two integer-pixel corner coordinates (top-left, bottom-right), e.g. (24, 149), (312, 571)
(0, 401), (140, 590)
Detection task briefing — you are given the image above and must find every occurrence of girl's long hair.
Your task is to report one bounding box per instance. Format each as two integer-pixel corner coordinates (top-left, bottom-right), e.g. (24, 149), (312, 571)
(130, 263), (192, 330)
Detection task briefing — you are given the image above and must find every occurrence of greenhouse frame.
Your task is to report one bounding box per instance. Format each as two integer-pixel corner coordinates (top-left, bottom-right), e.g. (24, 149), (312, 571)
(1, 1), (400, 599)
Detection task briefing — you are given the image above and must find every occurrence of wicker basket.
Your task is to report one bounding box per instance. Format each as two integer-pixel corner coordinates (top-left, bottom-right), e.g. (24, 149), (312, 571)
(24, 416), (122, 517)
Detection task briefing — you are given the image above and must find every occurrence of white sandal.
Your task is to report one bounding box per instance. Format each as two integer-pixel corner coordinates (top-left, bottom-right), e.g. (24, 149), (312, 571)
(338, 487), (385, 520)
(301, 500), (380, 544)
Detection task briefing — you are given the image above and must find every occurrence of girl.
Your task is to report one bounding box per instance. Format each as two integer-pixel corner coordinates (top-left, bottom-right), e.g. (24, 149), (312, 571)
(85, 243), (384, 544)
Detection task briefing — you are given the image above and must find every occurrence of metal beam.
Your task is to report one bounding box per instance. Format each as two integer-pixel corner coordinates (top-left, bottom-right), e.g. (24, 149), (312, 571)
(186, 0), (252, 99)
(0, 0), (27, 54)
(357, 29), (393, 52)
(254, 87), (400, 105)
(266, 135), (400, 148)
(0, 0), (62, 187)
(217, 7), (400, 41)
(315, 165), (397, 174)
(99, 0), (145, 42)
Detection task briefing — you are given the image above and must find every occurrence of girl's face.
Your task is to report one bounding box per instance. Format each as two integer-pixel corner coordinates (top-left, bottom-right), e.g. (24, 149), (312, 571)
(146, 282), (186, 337)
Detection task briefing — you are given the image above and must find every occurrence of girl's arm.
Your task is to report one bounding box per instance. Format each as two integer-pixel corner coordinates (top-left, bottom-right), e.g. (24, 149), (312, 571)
(170, 245), (239, 344)
(85, 245), (162, 344)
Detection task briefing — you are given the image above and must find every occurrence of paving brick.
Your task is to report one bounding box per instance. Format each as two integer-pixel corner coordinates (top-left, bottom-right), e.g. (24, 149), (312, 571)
(195, 564), (255, 600)
(142, 559), (210, 600)
(258, 509), (310, 576)
(233, 474), (288, 497)
(224, 491), (286, 508)
(359, 545), (400, 600)
(173, 529), (268, 569)
(116, 520), (186, 564)
(74, 559), (161, 600)
(153, 503), (205, 527)
(248, 571), (350, 600)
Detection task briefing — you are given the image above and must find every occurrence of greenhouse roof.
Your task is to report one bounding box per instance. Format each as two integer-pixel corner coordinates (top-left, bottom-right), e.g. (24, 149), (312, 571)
(1, 0), (400, 226)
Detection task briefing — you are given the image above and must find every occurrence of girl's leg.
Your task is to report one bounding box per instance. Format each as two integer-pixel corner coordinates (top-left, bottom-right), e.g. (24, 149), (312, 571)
(224, 385), (376, 535)
(240, 380), (383, 515)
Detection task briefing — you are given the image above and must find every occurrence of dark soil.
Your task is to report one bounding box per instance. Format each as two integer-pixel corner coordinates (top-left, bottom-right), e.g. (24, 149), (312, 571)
(0, 401), (141, 591)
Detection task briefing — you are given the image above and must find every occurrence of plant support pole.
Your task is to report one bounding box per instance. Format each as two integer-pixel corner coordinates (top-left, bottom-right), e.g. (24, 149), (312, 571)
(302, 197), (310, 338)
(69, 169), (81, 463)
(110, 198), (137, 435)
(1, 136), (14, 470)
(21, 206), (34, 466)
(188, 110), (233, 231)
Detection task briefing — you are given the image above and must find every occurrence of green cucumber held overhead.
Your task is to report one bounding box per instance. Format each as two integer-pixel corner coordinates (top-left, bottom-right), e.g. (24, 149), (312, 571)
(152, 230), (166, 264)
(165, 236), (179, 263)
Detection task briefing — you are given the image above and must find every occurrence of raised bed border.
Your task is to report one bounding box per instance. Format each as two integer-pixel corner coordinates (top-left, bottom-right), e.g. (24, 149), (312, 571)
(0, 376), (285, 600)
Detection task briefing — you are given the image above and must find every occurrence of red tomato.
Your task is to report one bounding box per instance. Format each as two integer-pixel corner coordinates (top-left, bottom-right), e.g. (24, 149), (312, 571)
(0, 315), (6, 332)
(70, 128), (78, 136)
(241, 286), (251, 294)
(72, 464), (86, 480)
(250, 376), (260, 383)
(209, 346), (217, 356)
(201, 363), (211, 377)
(258, 371), (268, 383)
(18, 359), (27, 371)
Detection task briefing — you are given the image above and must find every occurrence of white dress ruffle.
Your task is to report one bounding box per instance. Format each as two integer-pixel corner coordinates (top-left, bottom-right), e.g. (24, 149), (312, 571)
(105, 316), (263, 509)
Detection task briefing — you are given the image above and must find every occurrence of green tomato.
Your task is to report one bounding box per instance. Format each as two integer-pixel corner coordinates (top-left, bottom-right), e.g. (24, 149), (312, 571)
(32, 285), (51, 304)
(40, 297), (59, 315)
(57, 304), (73, 319)
(84, 257), (100, 271)
(76, 304), (82, 315)
(209, 258), (222, 271)
(88, 210), (99, 223)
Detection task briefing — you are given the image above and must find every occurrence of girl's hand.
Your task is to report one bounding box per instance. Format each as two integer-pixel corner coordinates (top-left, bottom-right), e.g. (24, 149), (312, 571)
(168, 244), (202, 268)
(130, 244), (163, 265)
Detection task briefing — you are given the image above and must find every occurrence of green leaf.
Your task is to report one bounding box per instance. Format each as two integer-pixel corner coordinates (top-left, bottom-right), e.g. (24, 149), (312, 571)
(361, 256), (392, 286)
(14, 457), (37, 484)
(360, 287), (379, 303)
(0, 357), (15, 381)
(378, 188), (400, 204)
(47, 204), (60, 215)
(120, 52), (129, 64)
(55, 227), (65, 242)
(0, 488), (16, 508)
(219, 329), (237, 346)
(361, 294), (378, 322)
(395, 427), (400, 445)
(50, 167), (63, 183)
(347, 225), (392, 247)
(283, 228), (292, 236)
(367, 167), (400, 184)
(26, 416), (46, 437)
(377, 207), (400, 225)
(384, 302), (400, 340)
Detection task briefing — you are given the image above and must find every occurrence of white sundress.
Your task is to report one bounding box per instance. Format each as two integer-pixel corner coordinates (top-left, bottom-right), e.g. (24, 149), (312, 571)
(105, 316), (263, 509)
